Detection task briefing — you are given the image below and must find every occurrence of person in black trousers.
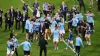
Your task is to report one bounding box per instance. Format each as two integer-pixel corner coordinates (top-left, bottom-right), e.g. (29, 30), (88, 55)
(39, 21), (45, 41)
(68, 9), (73, 29)
(78, 0), (86, 13)
(97, 0), (100, 11)
(4, 10), (11, 31)
(0, 8), (3, 28)
(21, 12), (28, 33)
(60, 2), (68, 23)
(38, 35), (48, 56)
(33, 7), (42, 19)
(75, 35), (84, 56)
(23, 1), (28, 15)
(15, 8), (21, 30)
(9, 6), (15, 27)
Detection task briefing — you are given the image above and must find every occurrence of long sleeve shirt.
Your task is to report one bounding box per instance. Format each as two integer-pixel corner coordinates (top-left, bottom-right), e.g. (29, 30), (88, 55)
(19, 41), (31, 51)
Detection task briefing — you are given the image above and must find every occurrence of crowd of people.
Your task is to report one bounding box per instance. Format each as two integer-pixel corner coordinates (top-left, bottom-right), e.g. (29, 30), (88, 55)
(0, 0), (97, 56)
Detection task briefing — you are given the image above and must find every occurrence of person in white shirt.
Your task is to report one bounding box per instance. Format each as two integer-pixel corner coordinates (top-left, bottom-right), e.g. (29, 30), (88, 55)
(33, 7), (42, 19)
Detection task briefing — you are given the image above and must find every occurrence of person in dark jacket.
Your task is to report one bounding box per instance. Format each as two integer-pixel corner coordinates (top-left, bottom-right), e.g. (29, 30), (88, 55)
(23, 1), (28, 15)
(60, 2), (68, 23)
(0, 8), (3, 28)
(15, 8), (21, 30)
(4, 10), (11, 31)
(21, 11), (28, 33)
(33, 7), (42, 19)
(23, 1), (28, 11)
(78, 0), (86, 13)
(47, 3), (52, 16)
(97, 0), (100, 11)
(44, 18), (51, 40)
(9, 6), (15, 27)
(39, 21), (45, 40)
(33, 0), (39, 11)
(38, 35), (48, 56)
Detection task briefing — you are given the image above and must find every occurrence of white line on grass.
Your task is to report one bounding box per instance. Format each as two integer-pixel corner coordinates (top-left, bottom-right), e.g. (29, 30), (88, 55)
(62, 40), (78, 55)
(21, 0), (33, 12)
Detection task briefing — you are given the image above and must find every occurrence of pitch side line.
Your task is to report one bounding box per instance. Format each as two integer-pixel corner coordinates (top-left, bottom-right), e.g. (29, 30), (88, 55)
(21, 0), (33, 12)
(62, 40), (78, 55)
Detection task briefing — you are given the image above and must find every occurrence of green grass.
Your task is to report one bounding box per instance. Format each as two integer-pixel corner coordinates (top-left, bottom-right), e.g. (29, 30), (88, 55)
(0, 0), (100, 56)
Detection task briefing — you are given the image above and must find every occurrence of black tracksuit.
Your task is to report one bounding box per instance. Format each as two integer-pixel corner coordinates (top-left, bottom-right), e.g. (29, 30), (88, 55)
(38, 37), (48, 56)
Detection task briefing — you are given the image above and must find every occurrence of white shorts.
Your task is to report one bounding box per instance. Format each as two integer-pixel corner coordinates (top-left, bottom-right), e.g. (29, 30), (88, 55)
(51, 29), (55, 33)
(7, 48), (14, 55)
(68, 40), (73, 44)
(53, 38), (59, 42)
(60, 30), (65, 34)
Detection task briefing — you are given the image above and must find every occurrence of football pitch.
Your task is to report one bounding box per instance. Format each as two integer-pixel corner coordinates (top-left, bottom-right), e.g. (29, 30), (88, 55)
(0, 0), (100, 56)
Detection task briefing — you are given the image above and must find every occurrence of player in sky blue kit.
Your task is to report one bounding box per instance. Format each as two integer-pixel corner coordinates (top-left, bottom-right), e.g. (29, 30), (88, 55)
(50, 17), (57, 34)
(76, 12), (83, 23)
(69, 14), (78, 35)
(54, 13), (60, 23)
(19, 39), (31, 56)
(85, 11), (94, 32)
(75, 35), (84, 56)
(25, 17), (30, 39)
(33, 19), (40, 40)
(52, 24), (60, 50)
(58, 18), (65, 41)
(28, 20), (34, 43)
(11, 35), (19, 56)
(7, 38), (14, 56)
